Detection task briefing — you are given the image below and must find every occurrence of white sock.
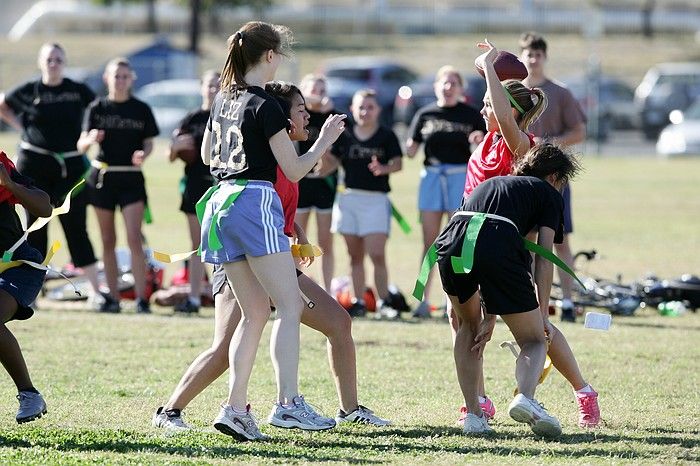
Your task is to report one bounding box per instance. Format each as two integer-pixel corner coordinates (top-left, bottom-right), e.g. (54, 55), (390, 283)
(562, 298), (574, 309)
(230, 405), (247, 415)
(478, 396), (487, 403)
(576, 384), (594, 394)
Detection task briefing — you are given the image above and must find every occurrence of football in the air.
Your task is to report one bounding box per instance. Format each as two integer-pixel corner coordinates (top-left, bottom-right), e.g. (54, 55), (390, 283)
(475, 51), (528, 81)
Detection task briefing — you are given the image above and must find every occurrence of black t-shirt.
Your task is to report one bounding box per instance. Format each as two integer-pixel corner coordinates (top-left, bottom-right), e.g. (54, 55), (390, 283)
(0, 169), (35, 252)
(409, 102), (485, 166)
(461, 176), (564, 243)
(206, 87), (288, 183)
(5, 78), (95, 152)
(331, 125), (402, 193)
(177, 108), (212, 179)
(83, 97), (159, 166)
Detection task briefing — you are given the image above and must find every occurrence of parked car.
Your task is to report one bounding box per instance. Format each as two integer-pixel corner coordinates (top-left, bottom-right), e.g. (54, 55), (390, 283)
(634, 62), (700, 140)
(319, 57), (418, 126)
(656, 98), (700, 156)
(135, 79), (201, 135)
(393, 74), (486, 126)
(564, 75), (639, 141)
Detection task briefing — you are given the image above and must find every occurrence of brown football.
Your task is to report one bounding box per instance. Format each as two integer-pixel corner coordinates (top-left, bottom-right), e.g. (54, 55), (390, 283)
(172, 129), (198, 164)
(475, 51), (528, 81)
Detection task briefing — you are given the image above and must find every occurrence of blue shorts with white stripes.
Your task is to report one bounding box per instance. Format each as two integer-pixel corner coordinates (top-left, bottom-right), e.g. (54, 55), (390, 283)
(200, 180), (290, 264)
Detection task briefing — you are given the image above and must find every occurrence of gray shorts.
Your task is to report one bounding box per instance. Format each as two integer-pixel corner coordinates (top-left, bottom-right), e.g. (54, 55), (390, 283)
(331, 189), (391, 236)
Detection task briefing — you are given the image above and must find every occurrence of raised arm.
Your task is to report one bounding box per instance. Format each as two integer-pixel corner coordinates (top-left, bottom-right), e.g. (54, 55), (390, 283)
(269, 113), (346, 183)
(477, 40), (531, 159)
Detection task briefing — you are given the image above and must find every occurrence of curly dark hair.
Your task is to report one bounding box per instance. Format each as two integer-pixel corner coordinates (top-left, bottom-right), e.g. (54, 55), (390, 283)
(511, 143), (581, 185)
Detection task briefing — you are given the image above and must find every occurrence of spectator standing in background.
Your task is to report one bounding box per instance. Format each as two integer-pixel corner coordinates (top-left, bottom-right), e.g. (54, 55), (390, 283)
(405, 65), (485, 318)
(78, 57), (160, 314)
(519, 31), (587, 323)
(167, 70), (220, 314)
(320, 89), (404, 319)
(0, 43), (102, 307)
(295, 74), (338, 293)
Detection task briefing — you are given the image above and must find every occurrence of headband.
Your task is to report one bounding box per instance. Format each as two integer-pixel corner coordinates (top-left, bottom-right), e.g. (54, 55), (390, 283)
(503, 86), (525, 115)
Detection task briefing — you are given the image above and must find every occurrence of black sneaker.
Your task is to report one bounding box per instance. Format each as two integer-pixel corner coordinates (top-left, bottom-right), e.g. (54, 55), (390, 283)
(136, 298), (152, 314)
(98, 293), (121, 313)
(174, 299), (199, 314)
(347, 302), (366, 318)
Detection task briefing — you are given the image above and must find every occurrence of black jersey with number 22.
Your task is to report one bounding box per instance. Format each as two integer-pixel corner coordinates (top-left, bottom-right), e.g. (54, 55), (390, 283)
(207, 86), (288, 183)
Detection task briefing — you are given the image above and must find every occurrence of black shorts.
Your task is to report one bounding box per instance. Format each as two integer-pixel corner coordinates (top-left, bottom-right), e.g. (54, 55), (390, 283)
(212, 264), (303, 297)
(297, 176), (337, 212)
(436, 216), (539, 315)
(0, 242), (46, 322)
(180, 175), (214, 215)
(17, 151), (90, 204)
(87, 169), (147, 210)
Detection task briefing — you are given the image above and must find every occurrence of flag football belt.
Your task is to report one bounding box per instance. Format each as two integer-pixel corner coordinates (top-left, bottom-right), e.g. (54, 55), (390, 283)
(152, 179), (324, 263)
(412, 211), (584, 301)
(152, 179), (247, 263)
(424, 165), (467, 176)
(0, 180), (86, 276)
(89, 160), (153, 223)
(90, 159), (142, 189)
(20, 141), (84, 178)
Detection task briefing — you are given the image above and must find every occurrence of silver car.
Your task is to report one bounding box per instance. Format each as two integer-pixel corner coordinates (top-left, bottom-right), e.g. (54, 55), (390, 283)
(135, 79), (202, 135)
(656, 98), (700, 156)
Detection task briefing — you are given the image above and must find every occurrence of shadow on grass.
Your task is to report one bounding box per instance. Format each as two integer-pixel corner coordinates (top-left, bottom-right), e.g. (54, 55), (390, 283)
(0, 430), (379, 464)
(2, 425), (697, 463)
(345, 426), (699, 460)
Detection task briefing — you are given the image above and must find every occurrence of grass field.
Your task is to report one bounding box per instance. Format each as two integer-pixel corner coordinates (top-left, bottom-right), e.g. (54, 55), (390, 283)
(1, 30), (699, 464)
(0, 128), (699, 463)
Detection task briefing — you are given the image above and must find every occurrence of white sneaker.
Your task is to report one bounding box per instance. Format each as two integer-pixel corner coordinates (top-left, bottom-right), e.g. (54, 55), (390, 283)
(214, 404), (268, 441)
(268, 395), (336, 431)
(508, 393), (562, 437)
(336, 405), (391, 426)
(462, 412), (494, 434)
(376, 304), (400, 320)
(152, 406), (190, 431)
(16, 391), (47, 424)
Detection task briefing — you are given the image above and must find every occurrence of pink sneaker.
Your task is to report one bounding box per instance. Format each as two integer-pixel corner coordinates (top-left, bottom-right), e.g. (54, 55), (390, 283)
(457, 396), (496, 426)
(575, 388), (600, 428)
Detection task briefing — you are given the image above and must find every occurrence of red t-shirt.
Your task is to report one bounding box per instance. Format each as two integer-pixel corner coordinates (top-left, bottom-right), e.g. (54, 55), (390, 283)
(274, 166), (298, 237)
(0, 151), (20, 205)
(463, 131), (535, 196)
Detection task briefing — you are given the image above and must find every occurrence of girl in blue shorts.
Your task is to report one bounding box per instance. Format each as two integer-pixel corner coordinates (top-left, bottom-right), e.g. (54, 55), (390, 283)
(198, 21), (346, 440)
(406, 66), (486, 317)
(0, 151), (52, 424)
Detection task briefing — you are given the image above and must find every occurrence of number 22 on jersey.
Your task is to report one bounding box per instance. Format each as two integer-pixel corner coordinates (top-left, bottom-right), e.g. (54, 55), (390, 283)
(210, 100), (245, 172)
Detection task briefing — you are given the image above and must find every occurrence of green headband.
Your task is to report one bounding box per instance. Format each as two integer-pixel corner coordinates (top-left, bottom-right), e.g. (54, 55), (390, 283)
(503, 86), (525, 114)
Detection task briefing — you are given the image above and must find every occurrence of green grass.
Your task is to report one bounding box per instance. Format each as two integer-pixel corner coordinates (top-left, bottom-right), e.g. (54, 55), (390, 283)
(1, 29), (700, 462)
(0, 128), (698, 463)
(1, 310), (698, 464)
